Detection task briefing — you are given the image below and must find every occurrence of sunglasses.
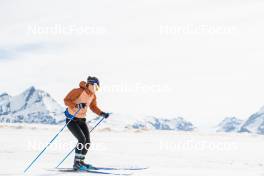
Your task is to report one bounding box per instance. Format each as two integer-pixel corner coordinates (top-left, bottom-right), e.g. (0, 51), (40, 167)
(86, 83), (100, 91)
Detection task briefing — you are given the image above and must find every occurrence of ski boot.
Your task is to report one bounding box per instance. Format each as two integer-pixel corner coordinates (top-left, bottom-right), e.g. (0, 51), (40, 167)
(73, 161), (88, 171)
(80, 161), (96, 170)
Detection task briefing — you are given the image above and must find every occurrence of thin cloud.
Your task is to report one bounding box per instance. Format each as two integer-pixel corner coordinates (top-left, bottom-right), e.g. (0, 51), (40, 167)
(0, 42), (64, 60)
(0, 48), (12, 59)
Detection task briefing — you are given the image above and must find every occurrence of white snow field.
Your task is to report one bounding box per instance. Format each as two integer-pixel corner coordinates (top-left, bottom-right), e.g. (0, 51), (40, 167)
(1, 125), (264, 176)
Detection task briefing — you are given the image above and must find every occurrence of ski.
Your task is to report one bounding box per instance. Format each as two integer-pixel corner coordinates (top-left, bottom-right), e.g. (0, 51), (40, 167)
(92, 166), (149, 171)
(47, 168), (133, 175)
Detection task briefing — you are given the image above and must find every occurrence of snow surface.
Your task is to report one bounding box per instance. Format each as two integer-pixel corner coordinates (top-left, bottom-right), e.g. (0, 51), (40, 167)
(1, 125), (264, 176)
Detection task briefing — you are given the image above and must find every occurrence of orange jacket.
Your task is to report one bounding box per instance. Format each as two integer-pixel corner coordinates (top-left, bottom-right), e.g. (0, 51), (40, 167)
(64, 81), (102, 118)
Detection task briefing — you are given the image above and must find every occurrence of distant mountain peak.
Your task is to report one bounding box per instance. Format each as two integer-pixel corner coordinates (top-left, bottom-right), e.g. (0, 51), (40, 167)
(0, 86), (64, 124)
(23, 86), (36, 93)
(258, 106), (264, 114)
(130, 116), (195, 131)
(23, 86), (37, 96)
(239, 108), (264, 134)
(27, 86), (36, 91)
(0, 92), (9, 97)
(216, 117), (243, 133)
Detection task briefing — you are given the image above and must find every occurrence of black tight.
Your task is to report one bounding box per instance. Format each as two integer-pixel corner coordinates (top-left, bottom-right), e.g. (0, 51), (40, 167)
(66, 118), (90, 155)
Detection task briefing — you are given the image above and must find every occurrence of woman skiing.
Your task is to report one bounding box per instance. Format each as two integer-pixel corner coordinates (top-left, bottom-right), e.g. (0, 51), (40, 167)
(64, 76), (110, 171)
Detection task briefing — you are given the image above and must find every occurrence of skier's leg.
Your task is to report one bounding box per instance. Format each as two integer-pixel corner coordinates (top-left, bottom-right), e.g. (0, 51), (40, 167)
(79, 119), (90, 156)
(78, 119), (91, 167)
(66, 118), (87, 168)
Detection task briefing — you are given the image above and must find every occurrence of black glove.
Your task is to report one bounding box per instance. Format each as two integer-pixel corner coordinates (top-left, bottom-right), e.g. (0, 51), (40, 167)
(100, 112), (110, 119)
(75, 103), (87, 109)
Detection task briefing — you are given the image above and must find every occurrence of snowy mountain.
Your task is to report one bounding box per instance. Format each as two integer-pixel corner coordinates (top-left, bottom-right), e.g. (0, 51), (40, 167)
(0, 86), (64, 124)
(216, 117), (243, 132)
(130, 116), (195, 131)
(239, 106), (264, 134)
(0, 87), (195, 131)
(0, 93), (11, 115)
(88, 114), (195, 131)
(3, 86), (264, 134)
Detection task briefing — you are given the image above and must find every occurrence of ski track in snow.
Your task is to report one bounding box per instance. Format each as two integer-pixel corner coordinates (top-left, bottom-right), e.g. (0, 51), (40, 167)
(1, 126), (264, 176)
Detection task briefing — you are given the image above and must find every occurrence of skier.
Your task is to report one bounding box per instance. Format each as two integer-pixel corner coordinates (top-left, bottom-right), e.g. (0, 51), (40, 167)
(64, 76), (110, 171)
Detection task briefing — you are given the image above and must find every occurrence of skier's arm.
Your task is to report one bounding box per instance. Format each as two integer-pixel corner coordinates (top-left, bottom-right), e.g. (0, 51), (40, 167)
(89, 96), (102, 116)
(64, 89), (80, 109)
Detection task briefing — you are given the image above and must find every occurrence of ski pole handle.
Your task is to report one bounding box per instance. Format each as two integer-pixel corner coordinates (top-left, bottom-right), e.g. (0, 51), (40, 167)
(90, 113), (112, 132)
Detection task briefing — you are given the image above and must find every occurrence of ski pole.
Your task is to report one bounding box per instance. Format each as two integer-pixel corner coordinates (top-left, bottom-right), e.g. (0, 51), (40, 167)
(24, 108), (81, 173)
(55, 115), (107, 168)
